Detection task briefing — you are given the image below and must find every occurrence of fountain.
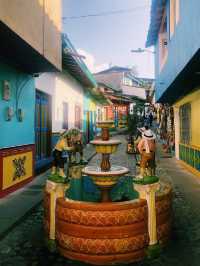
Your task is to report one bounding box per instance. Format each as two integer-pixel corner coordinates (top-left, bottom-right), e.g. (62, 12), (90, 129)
(44, 122), (173, 265)
(82, 120), (129, 202)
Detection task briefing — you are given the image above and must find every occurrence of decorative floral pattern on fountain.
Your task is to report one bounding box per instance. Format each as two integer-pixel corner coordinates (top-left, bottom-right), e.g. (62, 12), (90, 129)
(56, 205), (147, 226)
(56, 232), (148, 255)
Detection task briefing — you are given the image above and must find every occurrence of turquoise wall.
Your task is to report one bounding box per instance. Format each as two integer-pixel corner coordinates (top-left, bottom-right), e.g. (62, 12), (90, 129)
(83, 93), (90, 133)
(0, 62), (35, 148)
(83, 93), (97, 143)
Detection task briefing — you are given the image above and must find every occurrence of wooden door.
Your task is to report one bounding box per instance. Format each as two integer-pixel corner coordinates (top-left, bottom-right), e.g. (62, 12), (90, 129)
(75, 105), (81, 129)
(35, 90), (51, 163)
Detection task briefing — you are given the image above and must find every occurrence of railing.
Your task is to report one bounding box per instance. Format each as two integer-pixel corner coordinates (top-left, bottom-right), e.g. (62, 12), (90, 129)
(179, 143), (200, 171)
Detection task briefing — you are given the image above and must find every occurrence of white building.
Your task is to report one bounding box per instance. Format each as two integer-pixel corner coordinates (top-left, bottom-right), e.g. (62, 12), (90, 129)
(34, 35), (97, 171)
(36, 71), (84, 133)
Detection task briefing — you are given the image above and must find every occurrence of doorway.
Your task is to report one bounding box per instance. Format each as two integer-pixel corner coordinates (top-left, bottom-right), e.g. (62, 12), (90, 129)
(35, 90), (52, 168)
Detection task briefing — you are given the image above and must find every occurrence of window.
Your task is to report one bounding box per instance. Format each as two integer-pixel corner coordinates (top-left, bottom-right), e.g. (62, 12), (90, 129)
(175, 0), (180, 24)
(180, 103), (191, 144)
(170, 0), (180, 38)
(75, 105), (81, 129)
(170, 0), (175, 37)
(104, 106), (109, 120)
(62, 102), (68, 129)
(123, 76), (133, 86)
(159, 10), (168, 70)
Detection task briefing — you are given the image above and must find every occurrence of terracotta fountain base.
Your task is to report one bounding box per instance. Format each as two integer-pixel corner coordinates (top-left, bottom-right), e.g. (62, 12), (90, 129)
(56, 198), (148, 265)
(44, 182), (172, 265)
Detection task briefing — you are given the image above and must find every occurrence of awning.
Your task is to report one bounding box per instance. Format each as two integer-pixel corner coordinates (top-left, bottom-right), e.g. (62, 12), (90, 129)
(146, 0), (167, 47)
(106, 94), (132, 104)
(62, 35), (97, 88)
(89, 87), (111, 105)
(0, 21), (59, 74)
(97, 82), (119, 92)
(157, 48), (200, 104)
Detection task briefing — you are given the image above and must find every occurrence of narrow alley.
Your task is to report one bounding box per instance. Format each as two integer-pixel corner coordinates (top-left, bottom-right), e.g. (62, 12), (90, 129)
(0, 135), (200, 266)
(1, 1), (200, 266)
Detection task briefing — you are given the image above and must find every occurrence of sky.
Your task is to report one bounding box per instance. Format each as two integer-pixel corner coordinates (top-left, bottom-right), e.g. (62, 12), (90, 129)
(62, 0), (154, 78)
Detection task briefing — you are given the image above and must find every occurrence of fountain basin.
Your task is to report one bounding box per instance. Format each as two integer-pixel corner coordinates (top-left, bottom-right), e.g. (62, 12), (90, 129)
(56, 198), (148, 265)
(82, 166), (129, 187)
(96, 120), (114, 128)
(82, 166), (129, 202)
(90, 139), (121, 154)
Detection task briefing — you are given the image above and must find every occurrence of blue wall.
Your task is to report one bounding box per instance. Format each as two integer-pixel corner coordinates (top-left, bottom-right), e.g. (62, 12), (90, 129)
(155, 0), (200, 101)
(0, 62), (35, 148)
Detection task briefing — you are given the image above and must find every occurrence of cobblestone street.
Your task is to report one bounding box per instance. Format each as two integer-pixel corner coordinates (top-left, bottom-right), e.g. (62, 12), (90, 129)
(1, 135), (200, 266)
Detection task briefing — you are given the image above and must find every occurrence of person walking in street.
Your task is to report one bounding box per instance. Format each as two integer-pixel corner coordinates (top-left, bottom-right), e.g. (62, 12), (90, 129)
(149, 110), (154, 127)
(137, 129), (156, 178)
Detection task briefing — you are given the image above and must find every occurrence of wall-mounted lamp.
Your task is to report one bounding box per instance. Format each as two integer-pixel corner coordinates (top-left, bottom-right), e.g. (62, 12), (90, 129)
(17, 108), (24, 122)
(33, 73), (40, 78)
(5, 106), (14, 121)
(163, 39), (168, 46)
(2, 80), (11, 101)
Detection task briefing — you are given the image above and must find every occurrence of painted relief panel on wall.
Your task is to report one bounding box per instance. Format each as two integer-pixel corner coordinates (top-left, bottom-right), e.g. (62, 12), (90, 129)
(2, 151), (33, 190)
(0, 145), (34, 197)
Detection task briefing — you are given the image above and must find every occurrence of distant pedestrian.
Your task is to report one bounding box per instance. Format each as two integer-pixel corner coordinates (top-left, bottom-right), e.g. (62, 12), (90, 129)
(149, 111), (153, 127)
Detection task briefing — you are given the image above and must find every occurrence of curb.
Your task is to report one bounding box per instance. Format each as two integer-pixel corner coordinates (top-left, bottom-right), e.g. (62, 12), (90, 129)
(0, 200), (42, 240)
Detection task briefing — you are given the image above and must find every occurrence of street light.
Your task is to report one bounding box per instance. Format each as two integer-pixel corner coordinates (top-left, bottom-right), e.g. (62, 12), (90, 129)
(131, 48), (155, 54)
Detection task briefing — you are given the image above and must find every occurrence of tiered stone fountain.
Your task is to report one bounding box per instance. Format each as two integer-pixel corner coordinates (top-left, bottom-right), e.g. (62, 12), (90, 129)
(82, 120), (129, 202)
(44, 121), (173, 265)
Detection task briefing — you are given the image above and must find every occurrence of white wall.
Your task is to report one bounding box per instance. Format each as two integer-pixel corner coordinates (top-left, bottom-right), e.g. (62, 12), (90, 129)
(122, 85), (146, 100)
(54, 72), (84, 132)
(35, 71), (84, 133)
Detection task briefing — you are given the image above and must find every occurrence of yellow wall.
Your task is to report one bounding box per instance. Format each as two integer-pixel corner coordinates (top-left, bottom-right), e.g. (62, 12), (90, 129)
(174, 89), (200, 147)
(0, 0), (61, 70)
(89, 99), (96, 111)
(2, 151), (33, 190)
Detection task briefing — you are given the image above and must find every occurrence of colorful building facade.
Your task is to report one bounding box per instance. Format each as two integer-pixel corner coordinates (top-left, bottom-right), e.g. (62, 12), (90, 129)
(94, 67), (151, 128)
(0, 0), (62, 197)
(146, 0), (200, 174)
(0, 63), (35, 197)
(35, 35), (99, 169)
(83, 94), (97, 143)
